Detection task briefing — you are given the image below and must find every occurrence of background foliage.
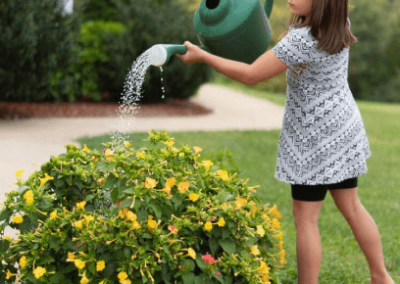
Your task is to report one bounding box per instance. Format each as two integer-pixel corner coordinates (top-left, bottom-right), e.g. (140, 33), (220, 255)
(0, 0), (83, 102)
(0, 0), (399, 103)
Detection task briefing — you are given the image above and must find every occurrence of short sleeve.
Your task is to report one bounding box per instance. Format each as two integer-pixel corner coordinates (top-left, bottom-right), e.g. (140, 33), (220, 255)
(271, 27), (313, 68)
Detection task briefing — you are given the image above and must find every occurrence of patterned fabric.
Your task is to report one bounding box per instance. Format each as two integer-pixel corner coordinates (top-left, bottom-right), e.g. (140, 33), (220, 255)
(271, 24), (371, 185)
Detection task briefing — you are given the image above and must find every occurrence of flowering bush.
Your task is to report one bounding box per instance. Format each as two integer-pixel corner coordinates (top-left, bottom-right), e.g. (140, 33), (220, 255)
(0, 130), (286, 284)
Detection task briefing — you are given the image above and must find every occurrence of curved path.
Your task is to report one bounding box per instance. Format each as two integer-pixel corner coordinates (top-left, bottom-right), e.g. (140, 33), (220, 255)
(0, 84), (284, 237)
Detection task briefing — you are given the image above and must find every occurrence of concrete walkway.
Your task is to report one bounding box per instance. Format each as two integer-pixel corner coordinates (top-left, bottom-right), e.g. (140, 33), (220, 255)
(0, 83), (284, 237)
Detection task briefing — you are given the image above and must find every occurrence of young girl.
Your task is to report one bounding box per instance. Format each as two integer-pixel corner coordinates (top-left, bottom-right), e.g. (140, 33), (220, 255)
(177, 0), (395, 284)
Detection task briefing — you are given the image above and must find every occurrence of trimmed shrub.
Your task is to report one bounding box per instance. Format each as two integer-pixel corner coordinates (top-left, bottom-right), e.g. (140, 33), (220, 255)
(0, 0), (83, 102)
(0, 130), (286, 284)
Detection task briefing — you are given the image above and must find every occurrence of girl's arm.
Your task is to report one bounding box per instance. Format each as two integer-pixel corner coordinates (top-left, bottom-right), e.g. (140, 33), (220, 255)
(176, 41), (289, 86)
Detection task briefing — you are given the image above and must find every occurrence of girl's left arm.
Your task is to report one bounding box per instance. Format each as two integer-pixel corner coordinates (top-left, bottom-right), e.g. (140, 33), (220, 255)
(176, 41), (289, 86)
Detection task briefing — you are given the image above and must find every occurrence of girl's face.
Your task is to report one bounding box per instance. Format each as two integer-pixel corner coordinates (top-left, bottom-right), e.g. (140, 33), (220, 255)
(288, 0), (312, 23)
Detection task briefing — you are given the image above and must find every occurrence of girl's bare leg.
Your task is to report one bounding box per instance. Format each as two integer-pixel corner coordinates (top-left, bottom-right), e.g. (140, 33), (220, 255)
(292, 199), (324, 284)
(329, 188), (394, 284)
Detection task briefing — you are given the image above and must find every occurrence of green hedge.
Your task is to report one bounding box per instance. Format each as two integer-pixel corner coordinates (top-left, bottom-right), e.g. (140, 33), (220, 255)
(78, 0), (214, 103)
(0, 0), (83, 102)
(0, 0), (213, 103)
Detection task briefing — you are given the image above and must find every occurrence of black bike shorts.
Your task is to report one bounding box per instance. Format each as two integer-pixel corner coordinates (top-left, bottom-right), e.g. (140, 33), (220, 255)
(291, 177), (358, 202)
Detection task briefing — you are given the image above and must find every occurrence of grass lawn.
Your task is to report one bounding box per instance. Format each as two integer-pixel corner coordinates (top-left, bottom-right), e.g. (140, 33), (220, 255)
(74, 77), (400, 284)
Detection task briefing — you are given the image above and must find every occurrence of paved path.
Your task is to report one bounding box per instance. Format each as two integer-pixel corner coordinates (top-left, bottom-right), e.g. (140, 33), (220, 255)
(0, 83), (284, 237)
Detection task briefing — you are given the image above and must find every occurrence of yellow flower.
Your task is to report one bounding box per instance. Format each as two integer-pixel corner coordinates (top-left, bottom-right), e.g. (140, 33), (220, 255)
(33, 266), (46, 279)
(67, 252), (76, 260)
(177, 181), (189, 194)
(158, 185), (171, 196)
(256, 225), (265, 237)
(263, 213), (271, 222)
(12, 215), (23, 224)
(15, 169), (25, 179)
(275, 231), (283, 240)
(200, 160), (213, 171)
(216, 170), (229, 181)
(124, 141), (132, 147)
(268, 204), (282, 219)
(6, 269), (14, 279)
(74, 220), (83, 229)
(217, 217), (225, 227)
(275, 240), (284, 250)
(163, 139), (174, 147)
(81, 277), (89, 284)
(50, 210), (58, 220)
(234, 196), (247, 209)
(148, 218), (158, 229)
(118, 208), (129, 219)
(23, 190), (34, 205)
(76, 201), (86, 211)
(74, 259), (86, 270)
(82, 144), (91, 153)
(166, 177), (176, 187)
(19, 255), (28, 268)
(96, 260), (105, 272)
(132, 221), (142, 229)
(188, 193), (199, 202)
(121, 280), (132, 284)
(4, 235), (11, 242)
(99, 281), (105, 284)
(251, 245), (260, 256)
(144, 177), (158, 189)
(204, 221), (213, 231)
(83, 214), (94, 226)
(118, 271), (128, 281)
(126, 211), (137, 222)
(183, 248), (196, 259)
(193, 146), (203, 155)
(39, 173), (54, 187)
(136, 151), (146, 159)
(271, 218), (281, 229)
(104, 149), (115, 161)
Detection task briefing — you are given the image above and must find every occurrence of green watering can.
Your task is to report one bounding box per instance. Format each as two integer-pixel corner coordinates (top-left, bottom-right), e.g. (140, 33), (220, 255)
(149, 0), (274, 67)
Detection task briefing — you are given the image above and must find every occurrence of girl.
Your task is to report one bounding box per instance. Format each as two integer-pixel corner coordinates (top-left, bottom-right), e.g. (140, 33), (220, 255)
(177, 0), (395, 284)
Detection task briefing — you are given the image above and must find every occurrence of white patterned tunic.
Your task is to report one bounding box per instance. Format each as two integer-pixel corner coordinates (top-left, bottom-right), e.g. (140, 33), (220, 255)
(271, 24), (371, 185)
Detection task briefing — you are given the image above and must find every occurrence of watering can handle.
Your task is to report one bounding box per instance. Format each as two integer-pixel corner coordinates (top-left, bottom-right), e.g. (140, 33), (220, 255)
(264, 0), (274, 19)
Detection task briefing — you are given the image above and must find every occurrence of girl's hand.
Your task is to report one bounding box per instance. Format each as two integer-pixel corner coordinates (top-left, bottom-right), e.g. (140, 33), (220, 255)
(176, 41), (205, 64)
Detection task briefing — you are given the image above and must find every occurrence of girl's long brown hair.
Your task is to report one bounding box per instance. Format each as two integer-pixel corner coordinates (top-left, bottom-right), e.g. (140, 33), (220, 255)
(278, 0), (358, 55)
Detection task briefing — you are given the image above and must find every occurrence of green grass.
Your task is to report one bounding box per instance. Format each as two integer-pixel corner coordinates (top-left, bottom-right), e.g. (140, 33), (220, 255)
(73, 78), (400, 284)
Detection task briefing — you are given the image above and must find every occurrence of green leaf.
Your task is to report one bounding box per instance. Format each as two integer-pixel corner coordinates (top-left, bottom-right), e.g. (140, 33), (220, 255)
(212, 272), (224, 284)
(172, 195), (183, 210)
(195, 275), (212, 284)
(0, 208), (12, 222)
(110, 187), (120, 203)
(184, 259), (196, 271)
(209, 238), (219, 256)
(221, 228), (231, 240)
(182, 272), (195, 284)
(161, 263), (171, 283)
(88, 261), (96, 275)
(142, 233), (153, 239)
(224, 274), (233, 284)
(196, 173), (205, 189)
(102, 174), (118, 190)
(215, 191), (234, 204)
(85, 194), (95, 202)
(124, 247), (131, 258)
(228, 158), (240, 173)
(0, 240), (10, 254)
(195, 253), (206, 271)
(148, 203), (162, 219)
(119, 198), (132, 208)
(218, 238), (236, 255)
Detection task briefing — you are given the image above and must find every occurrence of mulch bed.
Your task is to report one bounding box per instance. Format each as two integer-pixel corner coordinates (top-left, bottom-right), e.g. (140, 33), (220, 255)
(0, 98), (212, 120)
